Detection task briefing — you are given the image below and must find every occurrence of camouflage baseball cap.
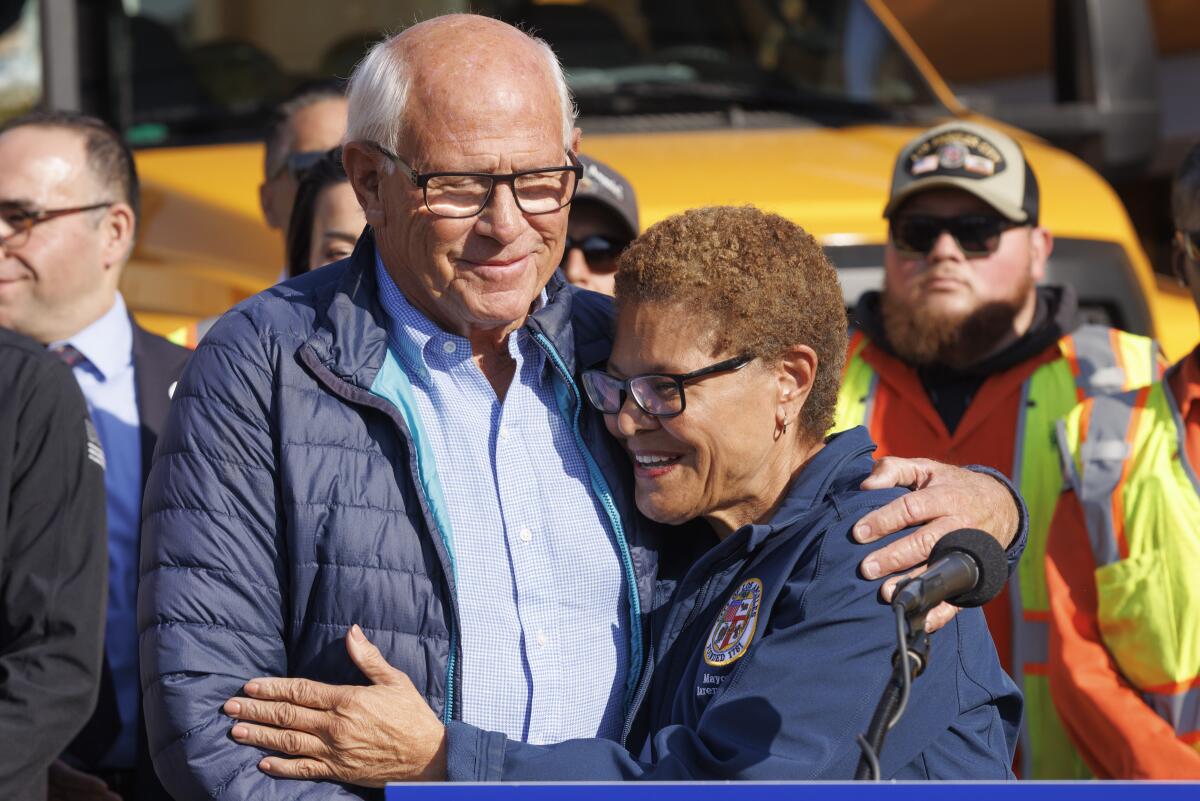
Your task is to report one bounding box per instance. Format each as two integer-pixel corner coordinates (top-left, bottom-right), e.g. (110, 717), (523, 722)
(883, 120), (1039, 225)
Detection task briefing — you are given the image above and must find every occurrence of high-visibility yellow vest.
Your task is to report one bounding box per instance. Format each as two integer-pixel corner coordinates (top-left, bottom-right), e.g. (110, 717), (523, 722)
(165, 316), (219, 350)
(835, 325), (1162, 777)
(1058, 377), (1200, 753)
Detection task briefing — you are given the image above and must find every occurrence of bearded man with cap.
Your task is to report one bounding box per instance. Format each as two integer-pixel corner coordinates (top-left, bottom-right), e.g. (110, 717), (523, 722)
(559, 154), (639, 296)
(832, 120), (1164, 779)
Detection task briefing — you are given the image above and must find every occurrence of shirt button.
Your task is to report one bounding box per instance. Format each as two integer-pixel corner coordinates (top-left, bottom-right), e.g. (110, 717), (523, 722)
(442, 340), (457, 354)
(499, 424), (510, 440)
(519, 527), (532, 543)
(535, 630), (548, 648)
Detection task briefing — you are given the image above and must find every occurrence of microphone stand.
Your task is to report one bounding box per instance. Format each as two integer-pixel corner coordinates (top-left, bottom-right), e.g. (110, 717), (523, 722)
(853, 602), (932, 780)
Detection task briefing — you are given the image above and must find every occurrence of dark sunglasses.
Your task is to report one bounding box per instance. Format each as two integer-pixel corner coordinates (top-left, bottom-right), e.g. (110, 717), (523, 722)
(581, 355), (753, 418)
(1179, 230), (1200, 262)
(270, 149), (327, 182)
(561, 234), (631, 272)
(890, 214), (1024, 257)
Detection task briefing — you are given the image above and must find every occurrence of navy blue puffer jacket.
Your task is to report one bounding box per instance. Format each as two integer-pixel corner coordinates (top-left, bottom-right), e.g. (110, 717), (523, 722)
(138, 231), (667, 800)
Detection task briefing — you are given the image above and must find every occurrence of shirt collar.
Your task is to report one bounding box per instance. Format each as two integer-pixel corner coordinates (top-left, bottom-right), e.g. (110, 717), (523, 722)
(373, 250), (549, 381)
(51, 293), (132, 381)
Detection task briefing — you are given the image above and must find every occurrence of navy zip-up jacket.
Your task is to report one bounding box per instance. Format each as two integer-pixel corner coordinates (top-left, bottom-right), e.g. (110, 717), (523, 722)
(139, 231), (670, 800)
(446, 427), (1022, 780)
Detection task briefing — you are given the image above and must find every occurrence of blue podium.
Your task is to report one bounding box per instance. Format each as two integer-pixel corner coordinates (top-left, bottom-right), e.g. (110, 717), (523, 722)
(387, 782), (1200, 799)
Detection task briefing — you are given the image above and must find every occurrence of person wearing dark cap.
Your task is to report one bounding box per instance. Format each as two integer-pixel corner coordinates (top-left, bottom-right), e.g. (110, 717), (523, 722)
(831, 120), (1164, 779)
(559, 154), (639, 296)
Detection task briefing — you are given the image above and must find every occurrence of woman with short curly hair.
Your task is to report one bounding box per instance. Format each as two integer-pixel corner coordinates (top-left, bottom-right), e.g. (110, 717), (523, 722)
(442, 205), (1019, 779)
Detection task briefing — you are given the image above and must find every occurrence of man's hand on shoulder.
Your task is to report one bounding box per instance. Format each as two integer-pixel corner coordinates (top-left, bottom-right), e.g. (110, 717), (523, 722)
(851, 457), (1020, 632)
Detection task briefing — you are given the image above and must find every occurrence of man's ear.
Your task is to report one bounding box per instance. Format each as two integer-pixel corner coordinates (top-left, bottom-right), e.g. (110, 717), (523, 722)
(342, 142), (387, 228)
(776, 344), (819, 429)
(1172, 233), (1192, 287)
(260, 180), (284, 229)
(570, 127), (582, 156)
(1029, 226), (1053, 283)
(100, 202), (136, 272)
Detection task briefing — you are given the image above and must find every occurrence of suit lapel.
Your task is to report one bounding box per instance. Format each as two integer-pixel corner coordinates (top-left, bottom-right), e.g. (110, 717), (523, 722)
(129, 319), (188, 486)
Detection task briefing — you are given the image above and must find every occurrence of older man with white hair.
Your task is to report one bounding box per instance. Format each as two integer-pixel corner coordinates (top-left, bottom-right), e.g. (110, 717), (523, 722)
(140, 14), (1025, 799)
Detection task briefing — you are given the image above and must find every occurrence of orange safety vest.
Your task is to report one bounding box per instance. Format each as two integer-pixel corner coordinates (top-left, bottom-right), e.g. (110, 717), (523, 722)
(834, 324), (1163, 778)
(1058, 376), (1200, 752)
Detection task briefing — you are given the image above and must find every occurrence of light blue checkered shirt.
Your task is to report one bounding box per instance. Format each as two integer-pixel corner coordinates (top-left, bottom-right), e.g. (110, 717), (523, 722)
(374, 254), (629, 744)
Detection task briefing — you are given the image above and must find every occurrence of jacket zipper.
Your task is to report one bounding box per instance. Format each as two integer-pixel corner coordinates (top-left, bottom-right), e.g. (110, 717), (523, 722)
(300, 347), (462, 724)
(624, 537), (744, 743)
(531, 330), (645, 710)
(624, 563), (724, 743)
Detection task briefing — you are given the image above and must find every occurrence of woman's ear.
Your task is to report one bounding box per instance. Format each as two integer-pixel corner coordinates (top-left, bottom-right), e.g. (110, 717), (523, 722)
(776, 344), (818, 431)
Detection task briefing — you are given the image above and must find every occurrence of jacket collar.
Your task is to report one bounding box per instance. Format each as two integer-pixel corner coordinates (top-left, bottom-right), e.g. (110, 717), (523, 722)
(524, 269), (579, 374)
(740, 426), (879, 552)
(302, 227), (392, 391)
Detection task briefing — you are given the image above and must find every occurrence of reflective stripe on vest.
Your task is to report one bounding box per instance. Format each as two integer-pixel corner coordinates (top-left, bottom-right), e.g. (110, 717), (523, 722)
(165, 316), (218, 350)
(1011, 326), (1161, 777)
(834, 325), (1161, 776)
(1063, 376), (1200, 750)
(833, 331), (877, 434)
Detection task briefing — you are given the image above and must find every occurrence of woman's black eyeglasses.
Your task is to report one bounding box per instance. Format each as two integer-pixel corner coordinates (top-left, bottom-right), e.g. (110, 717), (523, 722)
(581, 355), (754, 418)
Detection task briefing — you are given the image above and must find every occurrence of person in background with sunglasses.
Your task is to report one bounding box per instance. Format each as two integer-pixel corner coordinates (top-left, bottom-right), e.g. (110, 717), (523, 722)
(168, 87), (350, 349)
(259, 85), (348, 240)
(559, 154), (638, 296)
(832, 120), (1164, 779)
(1043, 141), (1200, 778)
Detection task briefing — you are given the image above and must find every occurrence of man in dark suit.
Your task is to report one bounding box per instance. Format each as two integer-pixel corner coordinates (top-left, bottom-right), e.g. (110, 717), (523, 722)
(0, 327), (108, 801)
(0, 110), (189, 800)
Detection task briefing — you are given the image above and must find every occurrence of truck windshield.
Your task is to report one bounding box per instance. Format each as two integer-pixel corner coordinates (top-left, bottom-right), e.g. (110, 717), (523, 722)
(55, 0), (945, 146)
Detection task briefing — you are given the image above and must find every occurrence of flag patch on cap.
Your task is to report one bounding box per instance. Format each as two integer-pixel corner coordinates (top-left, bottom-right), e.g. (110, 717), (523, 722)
(907, 130), (1006, 180)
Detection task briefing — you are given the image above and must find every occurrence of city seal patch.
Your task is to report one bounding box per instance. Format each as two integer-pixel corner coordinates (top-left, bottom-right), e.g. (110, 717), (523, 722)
(704, 578), (763, 667)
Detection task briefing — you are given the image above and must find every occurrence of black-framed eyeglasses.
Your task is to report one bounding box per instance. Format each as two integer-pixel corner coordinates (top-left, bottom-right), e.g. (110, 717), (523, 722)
(890, 214), (1024, 257)
(581, 355), (754, 418)
(0, 202), (114, 250)
(369, 143), (583, 218)
(1178, 230), (1200, 262)
(560, 234), (632, 273)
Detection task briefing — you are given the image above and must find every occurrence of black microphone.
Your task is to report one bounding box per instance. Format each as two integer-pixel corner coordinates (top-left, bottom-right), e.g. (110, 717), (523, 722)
(892, 528), (1007, 615)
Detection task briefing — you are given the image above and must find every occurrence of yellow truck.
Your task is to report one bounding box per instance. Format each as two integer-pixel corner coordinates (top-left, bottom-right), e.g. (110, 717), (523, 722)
(11, 0), (1194, 358)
